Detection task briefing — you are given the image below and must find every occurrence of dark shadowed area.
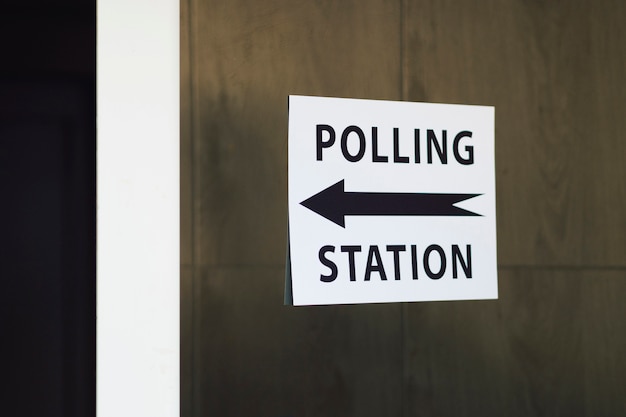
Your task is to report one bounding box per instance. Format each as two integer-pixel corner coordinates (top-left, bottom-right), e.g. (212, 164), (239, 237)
(0, 2), (95, 416)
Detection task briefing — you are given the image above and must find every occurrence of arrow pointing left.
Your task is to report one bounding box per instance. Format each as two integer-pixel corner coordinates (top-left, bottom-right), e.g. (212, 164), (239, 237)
(300, 179), (482, 227)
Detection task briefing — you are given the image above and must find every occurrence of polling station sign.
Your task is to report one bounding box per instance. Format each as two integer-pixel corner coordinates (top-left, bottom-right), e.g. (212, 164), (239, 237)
(286, 95), (497, 306)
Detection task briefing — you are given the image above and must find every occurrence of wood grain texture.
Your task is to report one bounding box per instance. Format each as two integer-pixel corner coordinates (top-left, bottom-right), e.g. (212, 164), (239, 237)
(180, 266), (194, 417)
(189, 0), (402, 267)
(581, 270), (626, 416)
(404, 269), (626, 417)
(582, 2), (626, 265)
(403, 0), (602, 266)
(181, 1), (626, 416)
(181, 0), (193, 267)
(192, 267), (403, 417)
(181, 3), (194, 414)
(186, 4), (404, 415)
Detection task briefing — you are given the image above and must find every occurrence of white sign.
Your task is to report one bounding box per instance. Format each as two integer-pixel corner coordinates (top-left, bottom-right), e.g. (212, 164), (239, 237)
(287, 95), (497, 306)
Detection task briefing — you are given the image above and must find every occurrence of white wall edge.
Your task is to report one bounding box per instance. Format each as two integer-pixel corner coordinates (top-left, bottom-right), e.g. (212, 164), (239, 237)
(97, 1), (179, 415)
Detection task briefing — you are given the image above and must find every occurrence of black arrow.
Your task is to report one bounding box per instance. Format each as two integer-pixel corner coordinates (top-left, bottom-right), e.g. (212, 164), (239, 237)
(300, 180), (482, 227)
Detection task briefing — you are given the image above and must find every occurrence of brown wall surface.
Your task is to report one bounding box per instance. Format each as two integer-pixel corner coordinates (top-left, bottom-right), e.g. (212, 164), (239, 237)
(181, 1), (625, 416)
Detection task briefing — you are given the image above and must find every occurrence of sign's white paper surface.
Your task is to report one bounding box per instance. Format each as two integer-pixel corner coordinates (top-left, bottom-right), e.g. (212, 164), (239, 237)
(288, 95), (497, 306)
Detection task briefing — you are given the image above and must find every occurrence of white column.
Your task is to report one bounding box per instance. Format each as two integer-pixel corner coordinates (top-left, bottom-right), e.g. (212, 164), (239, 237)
(97, 1), (179, 415)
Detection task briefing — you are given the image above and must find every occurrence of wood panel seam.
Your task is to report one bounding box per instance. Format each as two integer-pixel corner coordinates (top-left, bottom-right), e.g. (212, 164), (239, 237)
(186, 0), (196, 416)
(499, 265), (626, 271)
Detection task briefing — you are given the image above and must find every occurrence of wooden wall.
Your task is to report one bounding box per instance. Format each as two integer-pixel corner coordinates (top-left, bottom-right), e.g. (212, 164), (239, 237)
(181, 1), (625, 416)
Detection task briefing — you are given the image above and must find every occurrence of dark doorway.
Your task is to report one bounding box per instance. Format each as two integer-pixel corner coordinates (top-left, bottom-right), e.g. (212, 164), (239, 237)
(0, 3), (96, 416)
